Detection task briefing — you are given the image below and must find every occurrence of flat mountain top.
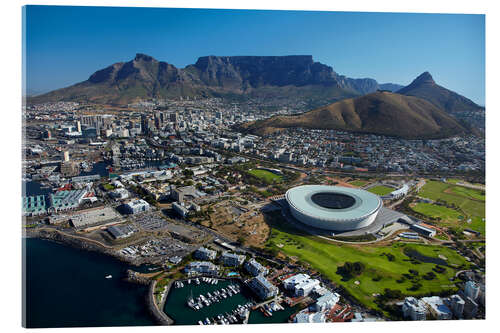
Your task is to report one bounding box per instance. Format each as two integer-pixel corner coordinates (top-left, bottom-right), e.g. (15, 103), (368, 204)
(27, 54), (400, 105)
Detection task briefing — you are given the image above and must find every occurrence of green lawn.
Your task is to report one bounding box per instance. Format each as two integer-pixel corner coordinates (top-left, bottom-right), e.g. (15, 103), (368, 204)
(412, 203), (462, 223)
(102, 183), (115, 191)
(350, 180), (370, 187)
(265, 213), (467, 313)
(418, 181), (485, 235)
(450, 186), (485, 201)
(368, 185), (394, 196)
(248, 169), (283, 183)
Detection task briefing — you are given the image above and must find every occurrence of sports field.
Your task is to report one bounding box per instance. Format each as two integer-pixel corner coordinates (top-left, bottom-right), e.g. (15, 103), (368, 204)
(248, 169), (282, 183)
(349, 180), (369, 187)
(265, 212), (467, 313)
(412, 203), (463, 223)
(418, 181), (485, 235)
(367, 185), (394, 196)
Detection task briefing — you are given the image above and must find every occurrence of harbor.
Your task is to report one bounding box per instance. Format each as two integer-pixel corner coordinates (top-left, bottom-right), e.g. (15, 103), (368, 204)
(164, 277), (297, 325)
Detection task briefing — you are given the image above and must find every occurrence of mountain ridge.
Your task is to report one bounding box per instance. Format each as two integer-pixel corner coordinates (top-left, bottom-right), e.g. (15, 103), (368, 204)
(28, 53), (402, 105)
(397, 71), (483, 113)
(236, 91), (468, 139)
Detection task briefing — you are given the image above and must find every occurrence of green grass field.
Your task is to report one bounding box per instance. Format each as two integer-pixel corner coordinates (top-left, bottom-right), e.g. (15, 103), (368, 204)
(350, 180), (370, 187)
(265, 213), (467, 313)
(412, 203), (462, 223)
(418, 181), (485, 235)
(368, 185), (394, 196)
(248, 169), (283, 183)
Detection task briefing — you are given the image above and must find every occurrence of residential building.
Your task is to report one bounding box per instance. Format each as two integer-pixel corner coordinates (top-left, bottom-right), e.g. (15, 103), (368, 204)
(421, 296), (452, 320)
(402, 297), (427, 321)
(194, 247), (217, 260)
(220, 251), (245, 267)
(247, 275), (278, 300)
(244, 258), (269, 276)
(184, 261), (220, 275)
(314, 292), (340, 312)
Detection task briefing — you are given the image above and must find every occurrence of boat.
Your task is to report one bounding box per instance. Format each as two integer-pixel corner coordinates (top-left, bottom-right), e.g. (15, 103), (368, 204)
(105, 275), (112, 279)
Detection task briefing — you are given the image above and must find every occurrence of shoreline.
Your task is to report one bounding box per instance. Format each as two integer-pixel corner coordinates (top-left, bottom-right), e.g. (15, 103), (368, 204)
(24, 230), (170, 326)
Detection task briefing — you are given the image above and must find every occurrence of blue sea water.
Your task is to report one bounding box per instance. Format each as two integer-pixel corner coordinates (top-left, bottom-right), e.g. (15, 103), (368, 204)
(23, 238), (157, 328)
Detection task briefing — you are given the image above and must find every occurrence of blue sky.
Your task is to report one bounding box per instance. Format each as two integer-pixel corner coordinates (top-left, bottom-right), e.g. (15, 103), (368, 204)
(24, 6), (485, 105)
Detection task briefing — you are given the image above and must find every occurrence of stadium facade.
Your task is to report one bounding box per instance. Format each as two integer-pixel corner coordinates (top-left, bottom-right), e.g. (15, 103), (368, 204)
(285, 185), (383, 231)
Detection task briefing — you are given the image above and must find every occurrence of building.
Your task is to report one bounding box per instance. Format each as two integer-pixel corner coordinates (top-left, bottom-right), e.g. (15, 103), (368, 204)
(184, 261), (220, 275)
(314, 292), (340, 312)
(463, 296), (478, 319)
(449, 294), (465, 319)
(109, 188), (129, 200)
(63, 150), (70, 162)
(294, 278), (320, 297)
(247, 275), (278, 300)
(48, 189), (87, 212)
(194, 247), (217, 260)
(72, 174), (100, 183)
(402, 297), (427, 321)
(388, 184), (409, 199)
(123, 199), (150, 214)
(69, 206), (122, 229)
(285, 185), (382, 231)
(171, 185), (200, 202)
(465, 280), (480, 301)
(172, 201), (190, 218)
(244, 258), (269, 276)
(410, 224), (436, 238)
(22, 195), (47, 216)
(60, 161), (79, 177)
(107, 224), (135, 239)
(283, 273), (320, 297)
(421, 296), (452, 320)
(220, 252), (245, 267)
(283, 274), (310, 290)
(294, 312), (326, 323)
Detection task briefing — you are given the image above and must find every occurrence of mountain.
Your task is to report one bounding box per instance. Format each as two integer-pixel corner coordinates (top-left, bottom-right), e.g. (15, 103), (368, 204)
(236, 91), (468, 139)
(379, 83), (404, 92)
(28, 54), (401, 105)
(397, 72), (483, 113)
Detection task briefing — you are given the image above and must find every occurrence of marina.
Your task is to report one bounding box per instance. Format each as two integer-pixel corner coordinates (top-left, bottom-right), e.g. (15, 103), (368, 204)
(164, 277), (295, 325)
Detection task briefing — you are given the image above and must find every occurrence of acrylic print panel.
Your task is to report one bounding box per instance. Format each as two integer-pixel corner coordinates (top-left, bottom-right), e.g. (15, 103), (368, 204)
(22, 4), (485, 328)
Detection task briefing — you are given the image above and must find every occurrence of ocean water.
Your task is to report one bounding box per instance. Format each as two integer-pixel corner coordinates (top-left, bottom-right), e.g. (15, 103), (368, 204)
(23, 238), (157, 328)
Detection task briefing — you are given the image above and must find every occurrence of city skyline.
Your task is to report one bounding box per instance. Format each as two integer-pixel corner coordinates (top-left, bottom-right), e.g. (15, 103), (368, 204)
(24, 6), (485, 105)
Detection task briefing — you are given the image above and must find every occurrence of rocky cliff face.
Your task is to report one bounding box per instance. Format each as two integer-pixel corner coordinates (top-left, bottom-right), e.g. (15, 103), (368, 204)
(397, 71), (483, 113)
(29, 54), (400, 105)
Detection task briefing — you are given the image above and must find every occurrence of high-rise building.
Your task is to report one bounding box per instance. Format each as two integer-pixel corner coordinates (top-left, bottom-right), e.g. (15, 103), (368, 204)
(450, 294), (465, 318)
(402, 297), (427, 321)
(63, 150), (70, 162)
(76, 120), (81, 133)
(465, 281), (480, 301)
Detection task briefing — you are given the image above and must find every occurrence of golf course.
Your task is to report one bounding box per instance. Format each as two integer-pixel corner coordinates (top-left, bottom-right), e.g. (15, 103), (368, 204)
(415, 180), (485, 235)
(264, 212), (468, 314)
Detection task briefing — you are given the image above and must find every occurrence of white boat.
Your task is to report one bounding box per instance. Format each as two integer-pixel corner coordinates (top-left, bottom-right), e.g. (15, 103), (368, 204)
(105, 275), (112, 279)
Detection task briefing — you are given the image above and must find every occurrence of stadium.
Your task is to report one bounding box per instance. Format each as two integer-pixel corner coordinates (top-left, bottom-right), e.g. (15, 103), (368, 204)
(285, 185), (383, 231)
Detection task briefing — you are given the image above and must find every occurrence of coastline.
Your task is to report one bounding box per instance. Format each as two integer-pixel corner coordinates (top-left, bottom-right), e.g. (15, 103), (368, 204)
(24, 230), (170, 326)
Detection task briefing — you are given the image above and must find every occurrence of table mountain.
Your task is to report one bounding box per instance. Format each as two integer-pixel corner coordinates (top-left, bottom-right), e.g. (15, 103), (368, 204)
(28, 54), (401, 105)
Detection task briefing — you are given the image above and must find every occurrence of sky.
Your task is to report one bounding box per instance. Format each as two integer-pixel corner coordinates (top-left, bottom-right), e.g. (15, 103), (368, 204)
(24, 6), (485, 105)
